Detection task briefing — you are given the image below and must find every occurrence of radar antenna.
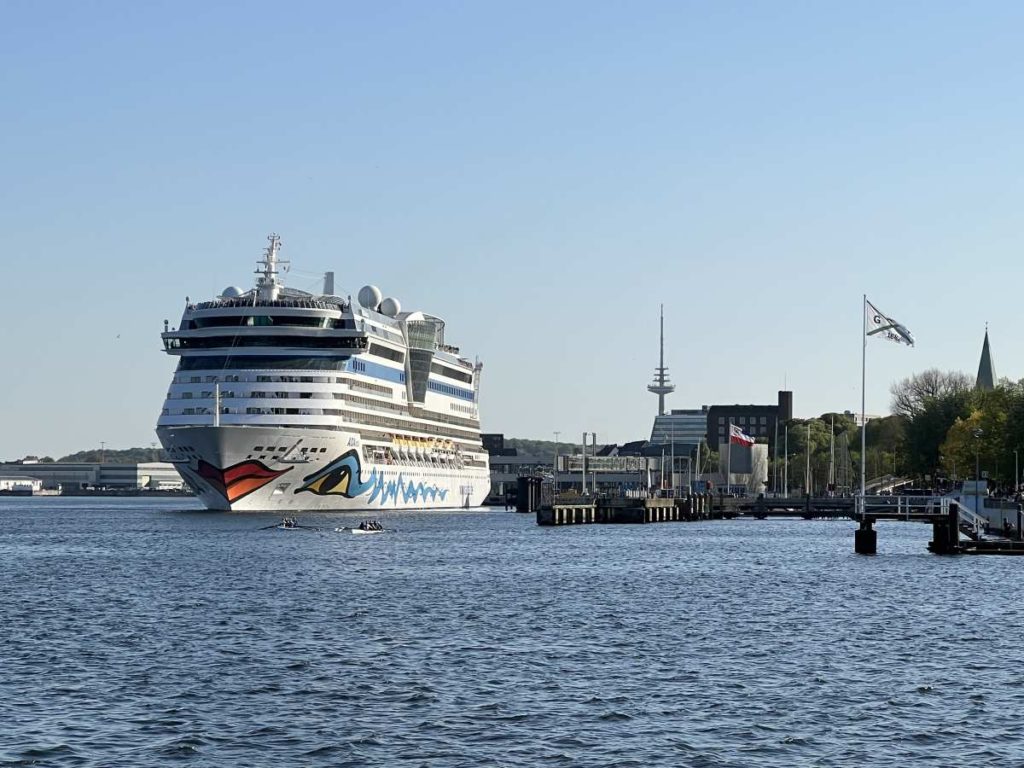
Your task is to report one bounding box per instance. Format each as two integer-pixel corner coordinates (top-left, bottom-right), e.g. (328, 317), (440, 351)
(255, 233), (289, 300)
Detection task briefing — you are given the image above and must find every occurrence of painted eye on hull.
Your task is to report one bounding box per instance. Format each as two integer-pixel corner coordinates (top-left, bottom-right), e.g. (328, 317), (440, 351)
(295, 449), (374, 498)
(306, 467), (351, 495)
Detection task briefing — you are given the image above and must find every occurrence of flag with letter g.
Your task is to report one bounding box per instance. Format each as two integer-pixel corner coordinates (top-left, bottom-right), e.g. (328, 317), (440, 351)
(865, 299), (915, 346)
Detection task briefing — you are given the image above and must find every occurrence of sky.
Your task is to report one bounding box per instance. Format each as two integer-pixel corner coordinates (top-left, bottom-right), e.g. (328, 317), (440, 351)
(2, 1), (1023, 459)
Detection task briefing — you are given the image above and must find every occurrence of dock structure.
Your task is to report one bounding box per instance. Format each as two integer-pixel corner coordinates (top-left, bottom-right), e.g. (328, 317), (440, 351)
(744, 495), (855, 520)
(537, 493), (725, 527)
(853, 496), (1024, 555)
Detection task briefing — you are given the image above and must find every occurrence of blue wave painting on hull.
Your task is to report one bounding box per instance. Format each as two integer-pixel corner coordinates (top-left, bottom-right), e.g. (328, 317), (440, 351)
(294, 450), (377, 498)
(367, 473), (449, 506)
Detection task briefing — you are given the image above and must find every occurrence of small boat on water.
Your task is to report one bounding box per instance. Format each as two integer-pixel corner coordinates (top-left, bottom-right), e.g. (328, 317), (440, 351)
(337, 527), (387, 535)
(260, 517), (319, 531)
(335, 520), (387, 534)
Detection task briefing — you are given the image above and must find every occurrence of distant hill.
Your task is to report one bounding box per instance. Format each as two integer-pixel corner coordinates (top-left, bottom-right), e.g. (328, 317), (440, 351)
(58, 447), (165, 463)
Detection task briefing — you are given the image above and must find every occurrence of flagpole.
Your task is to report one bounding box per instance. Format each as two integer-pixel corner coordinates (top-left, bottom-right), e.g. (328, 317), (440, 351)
(773, 417), (779, 496)
(727, 418), (733, 494)
(784, 424), (789, 499)
(860, 294), (867, 501)
(829, 415), (835, 496)
(805, 421), (811, 495)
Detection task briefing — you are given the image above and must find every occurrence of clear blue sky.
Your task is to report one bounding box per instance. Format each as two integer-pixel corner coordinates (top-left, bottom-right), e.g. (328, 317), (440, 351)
(2, 1), (1021, 459)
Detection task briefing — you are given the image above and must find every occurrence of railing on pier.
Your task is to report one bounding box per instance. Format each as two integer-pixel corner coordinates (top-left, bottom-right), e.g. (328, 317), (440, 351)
(855, 495), (949, 519)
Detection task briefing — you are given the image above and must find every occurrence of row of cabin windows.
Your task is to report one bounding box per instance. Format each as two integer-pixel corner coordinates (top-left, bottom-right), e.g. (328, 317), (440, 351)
(337, 410), (481, 441)
(427, 380), (474, 401)
(175, 380), (395, 400)
(167, 394), (478, 427)
(166, 405), (477, 439)
(170, 335), (367, 350)
(430, 362), (473, 384)
(177, 356), (352, 371)
(187, 315), (357, 330)
(349, 379), (394, 397)
(368, 343), (405, 363)
(186, 374), (332, 385)
(175, 391), (321, 400)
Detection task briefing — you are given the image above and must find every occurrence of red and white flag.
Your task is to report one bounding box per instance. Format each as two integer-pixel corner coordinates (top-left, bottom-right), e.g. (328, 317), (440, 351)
(729, 424), (755, 447)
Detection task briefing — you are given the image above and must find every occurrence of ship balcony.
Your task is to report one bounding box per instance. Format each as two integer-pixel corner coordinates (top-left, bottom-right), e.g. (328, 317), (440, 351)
(189, 297), (350, 312)
(161, 331), (369, 353)
(165, 325), (366, 338)
(157, 412), (348, 429)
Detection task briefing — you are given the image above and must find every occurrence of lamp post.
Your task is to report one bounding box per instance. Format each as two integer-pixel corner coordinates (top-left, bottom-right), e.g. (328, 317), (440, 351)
(973, 428), (983, 515)
(1015, 449), (1019, 494)
(553, 431), (560, 494)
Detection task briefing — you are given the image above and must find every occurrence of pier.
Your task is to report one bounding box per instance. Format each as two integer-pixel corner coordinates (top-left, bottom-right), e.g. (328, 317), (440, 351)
(537, 493), (726, 526)
(852, 496), (1024, 555)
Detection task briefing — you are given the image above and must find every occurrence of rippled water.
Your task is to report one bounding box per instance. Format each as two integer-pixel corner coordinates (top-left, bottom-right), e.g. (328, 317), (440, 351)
(3, 497), (1024, 767)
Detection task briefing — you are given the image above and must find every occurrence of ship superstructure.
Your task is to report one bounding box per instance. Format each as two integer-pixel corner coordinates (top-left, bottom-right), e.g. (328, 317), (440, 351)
(156, 234), (490, 511)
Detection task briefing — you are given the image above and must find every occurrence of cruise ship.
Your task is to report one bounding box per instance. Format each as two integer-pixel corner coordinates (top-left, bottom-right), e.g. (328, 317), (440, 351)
(156, 234), (491, 511)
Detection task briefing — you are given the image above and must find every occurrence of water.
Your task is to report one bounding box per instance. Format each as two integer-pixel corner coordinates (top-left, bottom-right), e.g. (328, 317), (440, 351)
(2, 498), (1024, 767)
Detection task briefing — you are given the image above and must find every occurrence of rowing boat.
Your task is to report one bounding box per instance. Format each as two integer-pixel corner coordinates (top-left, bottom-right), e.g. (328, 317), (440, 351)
(335, 527), (387, 535)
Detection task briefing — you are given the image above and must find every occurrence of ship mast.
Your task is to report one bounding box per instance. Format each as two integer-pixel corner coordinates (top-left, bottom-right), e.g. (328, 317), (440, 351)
(255, 233), (288, 301)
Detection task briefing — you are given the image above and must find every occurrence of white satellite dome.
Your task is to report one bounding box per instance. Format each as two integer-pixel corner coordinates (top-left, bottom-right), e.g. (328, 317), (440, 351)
(379, 297), (401, 317)
(221, 286), (244, 298)
(358, 285), (383, 310)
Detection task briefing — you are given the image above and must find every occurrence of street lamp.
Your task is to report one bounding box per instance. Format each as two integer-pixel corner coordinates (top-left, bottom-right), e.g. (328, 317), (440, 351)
(1015, 449), (1019, 494)
(973, 428), (984, 515)
(553, 431), (560, 494)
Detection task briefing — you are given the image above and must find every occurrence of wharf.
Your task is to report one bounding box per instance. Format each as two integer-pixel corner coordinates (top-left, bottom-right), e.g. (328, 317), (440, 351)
(854, 497), (1024, 556)
(537, 493), (727, 526)
(724, 495), (855, 520)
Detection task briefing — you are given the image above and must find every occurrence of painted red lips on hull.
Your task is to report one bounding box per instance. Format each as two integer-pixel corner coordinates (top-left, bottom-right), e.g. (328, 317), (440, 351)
(197, 460), (291, 503)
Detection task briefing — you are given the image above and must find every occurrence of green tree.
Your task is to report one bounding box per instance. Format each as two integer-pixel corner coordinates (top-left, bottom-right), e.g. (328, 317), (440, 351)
(902, 389), (975, 477)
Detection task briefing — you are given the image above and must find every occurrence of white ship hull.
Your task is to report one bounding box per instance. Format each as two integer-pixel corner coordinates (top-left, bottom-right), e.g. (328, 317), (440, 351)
(159, 425), (490, 512)
(156, 235), (490, 513)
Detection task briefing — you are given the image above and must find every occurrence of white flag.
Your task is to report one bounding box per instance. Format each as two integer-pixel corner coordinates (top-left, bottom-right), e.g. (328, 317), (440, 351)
(866, 299), (915, 346)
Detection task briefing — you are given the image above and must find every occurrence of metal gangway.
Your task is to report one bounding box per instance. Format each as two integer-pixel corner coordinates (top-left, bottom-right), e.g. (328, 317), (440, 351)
(855, 495), (987, 540)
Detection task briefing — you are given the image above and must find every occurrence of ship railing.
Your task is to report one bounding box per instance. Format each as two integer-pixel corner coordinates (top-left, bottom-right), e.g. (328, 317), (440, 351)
(190, 298), (349, 311)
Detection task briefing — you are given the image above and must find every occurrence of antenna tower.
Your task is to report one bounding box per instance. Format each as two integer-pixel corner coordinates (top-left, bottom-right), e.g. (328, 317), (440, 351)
(647, 304), (675, 415)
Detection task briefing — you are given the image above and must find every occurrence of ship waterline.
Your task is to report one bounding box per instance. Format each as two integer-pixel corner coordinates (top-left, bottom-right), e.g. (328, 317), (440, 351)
(156, 234), (490, 512)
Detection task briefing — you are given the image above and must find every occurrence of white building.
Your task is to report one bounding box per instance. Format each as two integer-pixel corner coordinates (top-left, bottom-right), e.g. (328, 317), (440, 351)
(0, 463), (184, 491)
(0, 476), (43, 493)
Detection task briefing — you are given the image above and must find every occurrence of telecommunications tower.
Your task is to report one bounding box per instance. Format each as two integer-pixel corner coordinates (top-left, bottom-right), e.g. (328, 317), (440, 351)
(647, 304), (675, 415)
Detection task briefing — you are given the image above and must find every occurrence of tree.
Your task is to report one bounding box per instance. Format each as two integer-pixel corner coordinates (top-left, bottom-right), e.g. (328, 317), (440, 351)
(902, 388), (975, 477)
(890, 369), (972, 418)
(819, 412), (858, 437)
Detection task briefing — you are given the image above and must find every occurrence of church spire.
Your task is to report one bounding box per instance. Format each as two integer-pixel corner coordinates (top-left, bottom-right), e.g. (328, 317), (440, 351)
(976, 324), (996, 391)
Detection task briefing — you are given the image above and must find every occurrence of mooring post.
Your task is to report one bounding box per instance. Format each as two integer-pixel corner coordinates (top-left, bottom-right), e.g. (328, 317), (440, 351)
(854, 518), (877, 555)
(930, 501), (960, 554)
